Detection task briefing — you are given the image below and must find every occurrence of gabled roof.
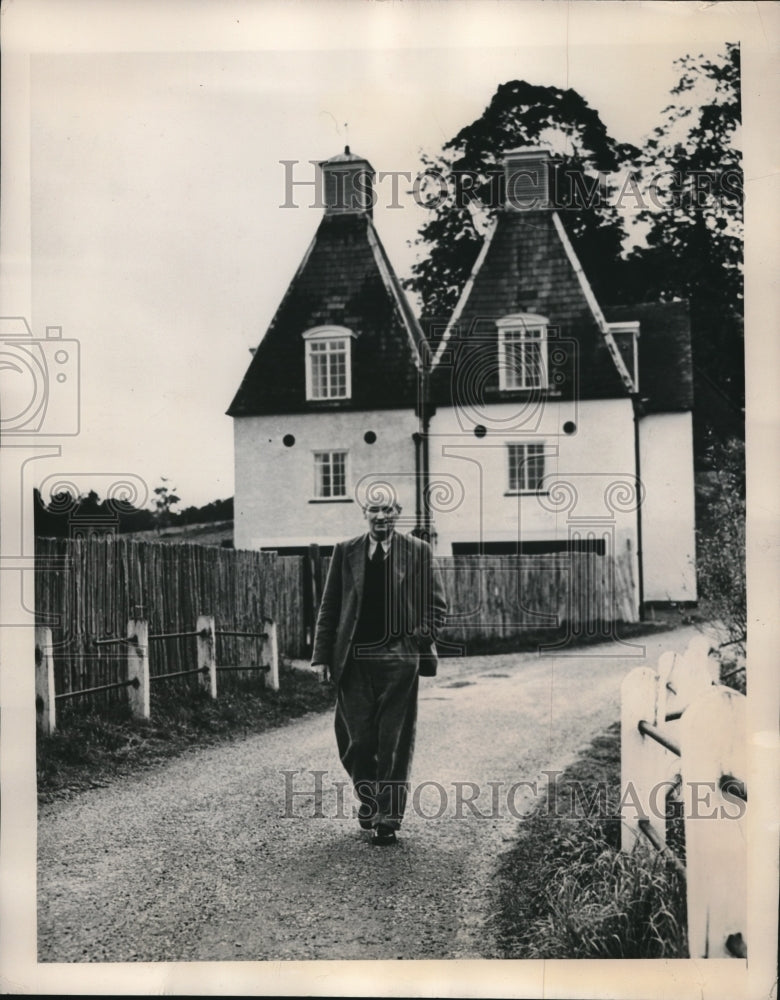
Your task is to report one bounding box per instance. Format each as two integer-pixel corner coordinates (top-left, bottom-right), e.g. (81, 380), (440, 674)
(429, 207), (631, 404)
(605, 300), (693, 413)
(227, 212), (425, 417)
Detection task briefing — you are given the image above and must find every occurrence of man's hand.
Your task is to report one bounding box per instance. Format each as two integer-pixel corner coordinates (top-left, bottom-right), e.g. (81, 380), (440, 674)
(312, 663), (332, 685)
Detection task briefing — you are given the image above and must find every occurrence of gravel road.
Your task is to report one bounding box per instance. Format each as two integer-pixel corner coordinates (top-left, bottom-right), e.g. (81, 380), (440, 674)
(38, 626), (701, 962)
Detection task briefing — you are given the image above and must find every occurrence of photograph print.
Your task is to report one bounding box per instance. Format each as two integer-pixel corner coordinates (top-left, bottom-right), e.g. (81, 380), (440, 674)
(1, 2), (776, 997)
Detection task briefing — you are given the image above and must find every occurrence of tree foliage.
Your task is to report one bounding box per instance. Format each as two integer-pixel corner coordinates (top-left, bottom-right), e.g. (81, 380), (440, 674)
(627, 43), (743, 414)
(34, 485), (234, 539)
(405, 80), (636, 320)
(405, 47), (744, 439)
(152, 477), (181, 533)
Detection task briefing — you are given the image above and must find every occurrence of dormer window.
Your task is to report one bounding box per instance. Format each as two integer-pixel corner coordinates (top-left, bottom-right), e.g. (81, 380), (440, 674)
(496, 313), (549, 391)
(303, 326), (357, 401)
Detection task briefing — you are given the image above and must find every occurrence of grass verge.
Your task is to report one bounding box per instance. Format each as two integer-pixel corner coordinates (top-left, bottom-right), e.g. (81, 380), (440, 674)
(491, 723), (688, 958)
(37, 663), (336, 803)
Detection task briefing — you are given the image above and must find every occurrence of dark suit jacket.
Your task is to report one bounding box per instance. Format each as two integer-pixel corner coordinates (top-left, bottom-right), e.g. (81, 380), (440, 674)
(311, 531), (447, 685)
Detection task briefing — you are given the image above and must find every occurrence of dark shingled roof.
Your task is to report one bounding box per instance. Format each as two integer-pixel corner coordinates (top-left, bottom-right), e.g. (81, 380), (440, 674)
(227, 213), (424, 417)
(605, 300), (693, 412)
(429, 208), (630, 406)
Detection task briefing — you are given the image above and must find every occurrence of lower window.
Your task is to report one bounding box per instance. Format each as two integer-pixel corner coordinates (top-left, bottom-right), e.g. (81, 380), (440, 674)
(313, 450), (347, 499)
(507, 442), (545, 493)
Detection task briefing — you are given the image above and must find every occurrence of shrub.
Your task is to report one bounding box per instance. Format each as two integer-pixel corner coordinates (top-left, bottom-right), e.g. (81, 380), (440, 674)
(695, 436), (746, 661)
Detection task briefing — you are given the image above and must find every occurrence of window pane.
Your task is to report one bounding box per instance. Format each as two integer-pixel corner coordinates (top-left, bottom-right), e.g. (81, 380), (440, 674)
(332, 453), (346, 496)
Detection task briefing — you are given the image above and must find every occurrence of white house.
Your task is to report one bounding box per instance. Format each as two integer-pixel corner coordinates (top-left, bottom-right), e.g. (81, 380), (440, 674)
(228, 148), (427, 555)
(228, 146), (697, 609)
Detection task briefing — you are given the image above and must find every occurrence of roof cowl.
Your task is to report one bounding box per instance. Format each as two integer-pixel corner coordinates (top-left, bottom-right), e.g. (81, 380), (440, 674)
(319, 146), (375, 217)
(504, 147), (552, 211)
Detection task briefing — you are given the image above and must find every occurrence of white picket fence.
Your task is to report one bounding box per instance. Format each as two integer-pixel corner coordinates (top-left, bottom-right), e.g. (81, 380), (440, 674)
(621, 635), (747, 959)
(36, 614), (279, 735)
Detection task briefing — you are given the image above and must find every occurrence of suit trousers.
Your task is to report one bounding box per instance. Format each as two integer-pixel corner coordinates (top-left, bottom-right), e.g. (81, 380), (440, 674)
(334, 647), (418, 831)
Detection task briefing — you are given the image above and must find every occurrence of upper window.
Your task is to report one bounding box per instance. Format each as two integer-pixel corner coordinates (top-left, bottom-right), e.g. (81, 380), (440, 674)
(507, 442), (546, 493)
(303, 326), (357, 401)
(497, 314), (549, 391)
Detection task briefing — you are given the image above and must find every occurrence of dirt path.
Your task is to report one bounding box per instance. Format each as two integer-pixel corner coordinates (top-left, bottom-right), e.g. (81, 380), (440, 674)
(38, 626), (701, 962)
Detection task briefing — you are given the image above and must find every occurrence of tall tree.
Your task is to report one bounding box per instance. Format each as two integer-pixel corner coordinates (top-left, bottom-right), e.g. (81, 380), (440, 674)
(624, 43), (743, 420)
(152, 477), (181, 533)
(405, 80), (636, 321)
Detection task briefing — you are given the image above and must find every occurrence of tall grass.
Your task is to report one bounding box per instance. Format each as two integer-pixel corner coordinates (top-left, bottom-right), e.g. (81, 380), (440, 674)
(492, 724), (688, 958)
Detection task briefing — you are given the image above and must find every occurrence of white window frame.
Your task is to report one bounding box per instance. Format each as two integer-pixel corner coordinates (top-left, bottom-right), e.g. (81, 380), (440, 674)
(607, 321), (640, 392)
(507, 441), (546, 494)
(303, 325), (357, 401)
(312, 449), (349, 500)
(496, 313), (549, 391)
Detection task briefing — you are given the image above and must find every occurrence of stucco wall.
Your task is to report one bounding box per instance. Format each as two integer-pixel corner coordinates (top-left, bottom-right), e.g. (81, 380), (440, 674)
(639, 411), (697, 602)
(427, 397), (640, 559)
(233, 409), (419, 549)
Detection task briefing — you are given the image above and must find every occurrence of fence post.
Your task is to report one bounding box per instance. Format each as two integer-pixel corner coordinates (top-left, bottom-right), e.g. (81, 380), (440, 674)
(620, 665), (671, 851)
(680, 686), (747, 958)
(35, 626), (56, 736)
(126, 619), (150, 720)
(264, 617), (279, 691)
(197, 615), (217, 699)
(664, 637), (717, 716)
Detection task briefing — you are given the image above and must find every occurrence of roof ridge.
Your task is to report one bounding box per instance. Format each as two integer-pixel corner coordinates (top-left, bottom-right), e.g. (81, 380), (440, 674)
(364, 217), (425, 369)
(431, 217), (499, 369)
(551, 211), (636, 395)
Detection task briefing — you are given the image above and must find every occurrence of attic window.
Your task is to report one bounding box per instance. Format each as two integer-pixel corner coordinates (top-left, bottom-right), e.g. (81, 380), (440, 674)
(303, 326), (357, 401)
(496, 313), (549, 391)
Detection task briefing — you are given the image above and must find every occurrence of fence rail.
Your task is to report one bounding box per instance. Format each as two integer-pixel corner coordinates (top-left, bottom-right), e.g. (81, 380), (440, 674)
(621, 636), (747, 960)
(35, 537), (299, 698)
(36, 614), (278, 732)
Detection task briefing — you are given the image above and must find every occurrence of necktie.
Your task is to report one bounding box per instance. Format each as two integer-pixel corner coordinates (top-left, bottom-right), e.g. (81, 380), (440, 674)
(372, 543), (385, 565)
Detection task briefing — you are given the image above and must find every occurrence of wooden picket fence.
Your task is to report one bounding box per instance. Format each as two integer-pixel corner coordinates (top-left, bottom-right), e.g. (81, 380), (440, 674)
(621, 636), (747, 959)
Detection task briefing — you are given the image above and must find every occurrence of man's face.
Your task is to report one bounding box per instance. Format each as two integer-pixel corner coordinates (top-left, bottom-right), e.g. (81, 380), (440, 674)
(363, 502), (401, 541)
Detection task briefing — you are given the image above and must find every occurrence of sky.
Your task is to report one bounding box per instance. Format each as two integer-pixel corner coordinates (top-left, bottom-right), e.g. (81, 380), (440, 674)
(2, 1), (772, 510)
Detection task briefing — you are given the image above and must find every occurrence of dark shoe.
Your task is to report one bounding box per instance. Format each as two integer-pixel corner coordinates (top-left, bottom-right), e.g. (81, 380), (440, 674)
(372, 824), (397, 846)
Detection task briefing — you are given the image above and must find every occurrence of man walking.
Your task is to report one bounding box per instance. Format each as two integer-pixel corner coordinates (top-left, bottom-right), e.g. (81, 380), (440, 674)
(311, 497), (447, 845)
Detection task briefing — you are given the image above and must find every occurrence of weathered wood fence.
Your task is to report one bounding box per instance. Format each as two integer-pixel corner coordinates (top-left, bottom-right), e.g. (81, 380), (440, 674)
(309, 547), (637, 651)
(35, 537), (305, 703)
(437, 550), (637, 646)
(621, 636), (747, 959)
(35, 537), (638, 705)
